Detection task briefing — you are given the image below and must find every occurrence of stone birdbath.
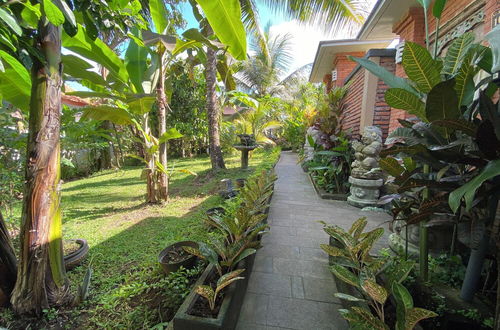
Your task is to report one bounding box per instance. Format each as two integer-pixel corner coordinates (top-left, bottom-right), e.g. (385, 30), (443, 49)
(234, 134), (258, 169)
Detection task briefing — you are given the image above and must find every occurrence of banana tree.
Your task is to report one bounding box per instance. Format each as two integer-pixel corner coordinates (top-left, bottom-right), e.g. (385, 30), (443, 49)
(0, 0), (78, 314)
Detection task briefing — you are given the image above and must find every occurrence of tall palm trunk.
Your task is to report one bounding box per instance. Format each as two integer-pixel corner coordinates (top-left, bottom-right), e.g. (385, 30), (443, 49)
(10, 23), (70, 315)
(157, 54), (168, 202)
(205, 47), (226, 170)
(0, 211), (17, 305)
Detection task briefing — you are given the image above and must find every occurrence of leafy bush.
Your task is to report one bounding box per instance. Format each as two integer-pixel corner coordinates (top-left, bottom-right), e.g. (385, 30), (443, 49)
(321, 218), (437, 329)
(307, 135), (353, 194)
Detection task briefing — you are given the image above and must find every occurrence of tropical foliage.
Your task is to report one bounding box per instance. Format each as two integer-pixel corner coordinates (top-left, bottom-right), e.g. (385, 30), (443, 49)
(321, 217), (437, 329)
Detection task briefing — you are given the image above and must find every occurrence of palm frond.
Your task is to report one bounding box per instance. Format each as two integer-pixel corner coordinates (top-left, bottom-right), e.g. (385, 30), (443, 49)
(261, 0), (370, 36)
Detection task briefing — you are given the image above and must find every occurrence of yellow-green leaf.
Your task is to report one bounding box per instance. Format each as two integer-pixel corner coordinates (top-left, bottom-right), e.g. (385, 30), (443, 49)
(405, 307), (438, 329)
(320, 244), (345, 257)
(385, 88), (426, 120)
(330, 264), (359, 288)
(402, 42), (441, 93)
(362, 279), (388, 305)
(348, 217), (367, 239)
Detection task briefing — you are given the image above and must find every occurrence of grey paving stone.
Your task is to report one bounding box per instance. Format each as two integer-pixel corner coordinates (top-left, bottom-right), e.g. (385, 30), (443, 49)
(302, 276), (339, 303)
(268, 225), (297, 236)
(298, 247), (328, 261)
(266, 296), (347, 330)
(237, 152), (389, 329)
(253, 255), (273, 273)
(238, 293), (269, 325)
(262, 233), (319, 248)
(258, 244), (300, 259)
(291, 276), (304, 299)
(247, 271), (292, 297)
(273, 258), (331, 279)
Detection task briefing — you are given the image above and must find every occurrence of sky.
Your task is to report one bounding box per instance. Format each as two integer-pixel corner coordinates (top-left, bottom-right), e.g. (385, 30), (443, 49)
(178, 1), (335, 76)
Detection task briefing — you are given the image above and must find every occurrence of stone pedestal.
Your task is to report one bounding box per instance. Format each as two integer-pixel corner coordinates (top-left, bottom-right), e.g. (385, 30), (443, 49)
(347, 176), (383, 208)
(234, 145), (257, 169)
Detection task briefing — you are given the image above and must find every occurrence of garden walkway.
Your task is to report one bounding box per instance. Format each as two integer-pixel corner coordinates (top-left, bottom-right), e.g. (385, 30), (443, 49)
(236, 151), (390, 330)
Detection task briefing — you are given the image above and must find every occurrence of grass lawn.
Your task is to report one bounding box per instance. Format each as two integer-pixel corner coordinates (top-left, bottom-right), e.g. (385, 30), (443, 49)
(0, 148), (280, 329)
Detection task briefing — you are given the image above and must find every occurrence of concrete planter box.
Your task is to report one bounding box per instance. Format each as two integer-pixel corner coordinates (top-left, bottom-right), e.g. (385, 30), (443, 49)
(308, 173), (348, 201)
(172, 255), (255, 330)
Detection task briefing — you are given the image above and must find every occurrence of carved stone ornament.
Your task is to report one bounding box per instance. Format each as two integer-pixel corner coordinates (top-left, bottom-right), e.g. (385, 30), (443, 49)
(436, 10), (485, 55)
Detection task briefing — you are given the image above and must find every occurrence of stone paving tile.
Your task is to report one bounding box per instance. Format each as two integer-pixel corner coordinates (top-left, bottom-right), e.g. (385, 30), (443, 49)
(253, 255), (273, 273)
(258, 244), (300, 259)
(262, 233), (319, 248)
(272, 258), (331, 279)
(302, 276), (339, 303)
(237, 152), (390, 329)
(266, 296), (347, 330)
(298, 247), (328, 261)
(247, 271), (292, 297)
(238, 293), (269, 326)
(291, 276), (305, 299)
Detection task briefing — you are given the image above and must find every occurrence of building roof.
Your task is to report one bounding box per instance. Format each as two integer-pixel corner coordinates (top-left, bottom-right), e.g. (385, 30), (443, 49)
(309, 0), (421, 83)
(357, 0), (419, 40)
(309, 39), (392, 83)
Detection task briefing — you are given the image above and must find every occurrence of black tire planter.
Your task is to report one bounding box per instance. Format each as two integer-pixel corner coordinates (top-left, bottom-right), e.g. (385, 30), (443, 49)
(64, 239), (89, 271)
(206, 207), (226, 218)
(235, 178), (246, 188)
(172, 254), (255, 330)
(159, 241), (199, 275)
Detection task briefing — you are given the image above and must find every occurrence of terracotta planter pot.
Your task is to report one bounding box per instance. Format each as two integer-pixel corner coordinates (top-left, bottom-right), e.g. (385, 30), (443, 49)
(159, 241), (199, 275)
(64, 239), (89, 270)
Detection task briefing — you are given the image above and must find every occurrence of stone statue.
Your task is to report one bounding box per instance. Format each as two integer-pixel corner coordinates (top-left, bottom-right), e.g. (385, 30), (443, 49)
(350, 126), (383, 180)
(347, 126), (384, 208)
(303, 127), (322, 162)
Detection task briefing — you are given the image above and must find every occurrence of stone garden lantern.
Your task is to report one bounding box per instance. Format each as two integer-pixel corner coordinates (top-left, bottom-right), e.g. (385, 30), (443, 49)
(234, 134), (258, 169)
(347, 126), (384, 208)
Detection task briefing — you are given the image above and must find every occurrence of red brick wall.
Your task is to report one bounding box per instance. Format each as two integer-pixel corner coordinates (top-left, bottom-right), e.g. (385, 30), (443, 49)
(341, 67), (364, 139)
(374, 57), (395, 140)
(333, 51), (366, 87)
(428, 0), (478, 33)
(393, 7), (425, 78)
(484, 0), (500, 33)
(341, 56), (395, 140)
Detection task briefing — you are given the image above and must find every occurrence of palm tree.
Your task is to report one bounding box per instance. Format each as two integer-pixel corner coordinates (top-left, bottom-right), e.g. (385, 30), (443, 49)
(232, 97), (283, 145)
(262, 0), (370, 35)
(237, 0), (373, 97)
(237, 25), (294, 97)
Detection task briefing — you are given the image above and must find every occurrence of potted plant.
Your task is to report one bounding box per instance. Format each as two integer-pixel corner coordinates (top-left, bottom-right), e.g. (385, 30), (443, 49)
(158, 241), (199, 275)
(321, 217), (437, 328)
(171, 170), (276, 329)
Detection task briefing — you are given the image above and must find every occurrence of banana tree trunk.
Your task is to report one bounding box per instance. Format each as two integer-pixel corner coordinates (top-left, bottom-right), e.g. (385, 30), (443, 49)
(10, 23), (71, 315)
(0, 211), (17, 304)
(205, 47), (226, 171)
(142, 114), (158, 204)
(157, 53), (168, 202)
